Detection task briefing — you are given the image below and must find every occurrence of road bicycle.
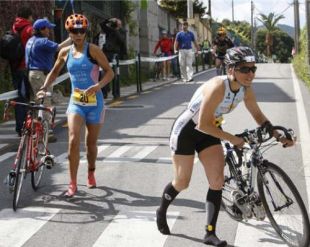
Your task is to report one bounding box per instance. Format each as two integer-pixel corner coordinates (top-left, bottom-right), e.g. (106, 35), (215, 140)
(215, 54), (226, 75)
(221, 125), (310, 247)
(153, 53), (164, 81)
(3, 95), (56, 211)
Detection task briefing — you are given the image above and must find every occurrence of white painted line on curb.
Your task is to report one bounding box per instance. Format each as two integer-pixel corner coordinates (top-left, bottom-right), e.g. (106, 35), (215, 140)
(291, 64), (310, 212)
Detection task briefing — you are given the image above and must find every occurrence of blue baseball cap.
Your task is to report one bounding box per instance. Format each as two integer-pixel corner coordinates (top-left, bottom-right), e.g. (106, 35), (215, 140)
(33, 19), (56, 30)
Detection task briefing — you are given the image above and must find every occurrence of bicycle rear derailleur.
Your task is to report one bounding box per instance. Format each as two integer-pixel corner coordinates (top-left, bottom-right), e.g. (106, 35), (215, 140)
(231, 190), (266, 221)
(41, 155), (55, 169)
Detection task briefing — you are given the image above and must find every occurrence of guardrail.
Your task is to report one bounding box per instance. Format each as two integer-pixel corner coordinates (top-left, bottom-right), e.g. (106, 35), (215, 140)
(0, 50), (212, 101)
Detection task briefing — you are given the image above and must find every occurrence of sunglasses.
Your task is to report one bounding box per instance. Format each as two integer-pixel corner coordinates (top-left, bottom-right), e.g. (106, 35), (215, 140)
(70, 28), (86, 34)
(235, 66), (257, 74)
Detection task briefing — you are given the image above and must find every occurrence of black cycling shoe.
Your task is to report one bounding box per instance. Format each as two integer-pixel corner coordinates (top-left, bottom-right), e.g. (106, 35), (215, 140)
(156, 209), (170, 235)
(203, 233), (227, 246)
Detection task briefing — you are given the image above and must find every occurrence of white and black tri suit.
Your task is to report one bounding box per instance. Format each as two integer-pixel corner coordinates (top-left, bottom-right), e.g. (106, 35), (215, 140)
(170, 76), (245, 155)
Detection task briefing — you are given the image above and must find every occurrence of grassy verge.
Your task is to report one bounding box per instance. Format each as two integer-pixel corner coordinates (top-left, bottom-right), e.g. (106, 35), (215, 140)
(292, 28), (310, 88)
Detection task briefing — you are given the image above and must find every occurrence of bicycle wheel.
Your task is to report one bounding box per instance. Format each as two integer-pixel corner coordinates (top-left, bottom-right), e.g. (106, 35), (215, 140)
(221, 159), (243, 221)
(13, 135), (29, 211)
(257, 161), (310, 247)
(31, 119), (49, 190)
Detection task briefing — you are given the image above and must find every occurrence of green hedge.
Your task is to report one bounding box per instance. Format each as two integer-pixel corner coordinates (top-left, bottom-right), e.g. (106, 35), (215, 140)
(292, 27), (310, 88)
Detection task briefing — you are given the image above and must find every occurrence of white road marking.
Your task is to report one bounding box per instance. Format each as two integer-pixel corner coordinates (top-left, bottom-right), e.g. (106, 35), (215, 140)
(0, 144), (8, 150)
(0, 134), (19, 140)
(131, 145), (157, 161)
(0, 207), (60, 247)
(107, 145), (131, 158)
(1, 120), (15, 126)
(0, 152), (15, 162)
(93, 211), (179, 247)
(97, 144), (111, 158)
(291, 64), (310, 212)
(235, 218), (287, 246)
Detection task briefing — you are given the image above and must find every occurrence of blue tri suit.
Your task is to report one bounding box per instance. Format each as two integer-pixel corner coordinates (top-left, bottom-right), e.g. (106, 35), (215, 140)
(66, 43), (105, 124)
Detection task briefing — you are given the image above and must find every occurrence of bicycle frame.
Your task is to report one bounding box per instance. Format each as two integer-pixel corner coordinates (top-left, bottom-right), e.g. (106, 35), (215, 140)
(17, 115), (46, 173)
(222, 125), (310, 247)
(3, 97), (56, 210)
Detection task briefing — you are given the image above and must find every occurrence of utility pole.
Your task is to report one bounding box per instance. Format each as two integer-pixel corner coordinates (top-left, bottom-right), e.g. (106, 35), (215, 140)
(306, 0), (310, 64)
(232, 0), (234, 22)
(251, 0), (254, 48)
(294, 0), (300, 52)
(187, 0), (193, 19)
(208, 0), (212, 37)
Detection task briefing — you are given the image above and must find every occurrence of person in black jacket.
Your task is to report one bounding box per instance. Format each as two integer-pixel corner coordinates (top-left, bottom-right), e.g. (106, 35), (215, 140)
(99, 18), (127, 98)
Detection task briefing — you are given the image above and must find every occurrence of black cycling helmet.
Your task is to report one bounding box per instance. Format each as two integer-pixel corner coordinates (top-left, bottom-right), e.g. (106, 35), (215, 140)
(224, 46), (256, 66)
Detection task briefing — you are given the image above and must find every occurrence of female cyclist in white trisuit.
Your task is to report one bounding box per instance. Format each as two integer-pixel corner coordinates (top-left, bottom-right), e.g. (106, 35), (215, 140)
(156, 46), (295, 246)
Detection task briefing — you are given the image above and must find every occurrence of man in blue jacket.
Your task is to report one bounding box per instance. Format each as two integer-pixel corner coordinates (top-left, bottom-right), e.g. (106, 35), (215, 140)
(25, 18), (71, 141)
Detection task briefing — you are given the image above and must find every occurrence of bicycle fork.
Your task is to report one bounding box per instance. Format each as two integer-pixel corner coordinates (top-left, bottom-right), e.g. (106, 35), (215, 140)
(3, 135), (29, 192)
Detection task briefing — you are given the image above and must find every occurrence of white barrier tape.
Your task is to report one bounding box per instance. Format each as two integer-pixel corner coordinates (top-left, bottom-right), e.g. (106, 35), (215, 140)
(52, 72), (70, 86)
(0, 90), (18, 101)
(141, 55), (178, 63)
(0, 72), (70, 101)
(197, 49), (213, 54)
(119, 59), (136, 66)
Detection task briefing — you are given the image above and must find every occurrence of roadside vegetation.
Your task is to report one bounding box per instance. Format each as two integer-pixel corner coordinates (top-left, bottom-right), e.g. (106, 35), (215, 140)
(292, 27), (310, 88)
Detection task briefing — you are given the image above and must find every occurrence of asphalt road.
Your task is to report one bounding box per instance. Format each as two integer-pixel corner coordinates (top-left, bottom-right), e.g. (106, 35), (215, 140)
(0, 63), (309, 247)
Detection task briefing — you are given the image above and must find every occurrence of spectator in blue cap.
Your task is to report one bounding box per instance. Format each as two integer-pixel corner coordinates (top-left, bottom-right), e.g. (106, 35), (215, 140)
(25, 18), (71, 142)
(33, 18), (56, 30)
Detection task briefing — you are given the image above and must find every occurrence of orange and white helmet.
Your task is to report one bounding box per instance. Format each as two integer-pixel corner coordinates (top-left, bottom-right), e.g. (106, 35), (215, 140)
(217, 27), (226, 35)
(65, 14), (89, 31)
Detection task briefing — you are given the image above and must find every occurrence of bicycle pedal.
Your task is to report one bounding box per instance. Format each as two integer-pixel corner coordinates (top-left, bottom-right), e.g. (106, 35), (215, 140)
(43, 155), (55, 169)
(4, 170), (16, 192)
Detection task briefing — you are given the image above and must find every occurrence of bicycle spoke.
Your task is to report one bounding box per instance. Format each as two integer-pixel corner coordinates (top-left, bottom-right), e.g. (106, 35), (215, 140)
(13, 135), (29, 211)
(258, 162), (310, 247)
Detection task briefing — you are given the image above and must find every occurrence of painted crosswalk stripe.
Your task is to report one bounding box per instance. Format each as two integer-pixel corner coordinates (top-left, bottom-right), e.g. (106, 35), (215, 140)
(1, 120), (15, 126)
(131, 145), (157, 161)
(0, 152), (15, 162)
(97, 144), (111, 158)
(93, 211), (179, 247)
(234, 216), (302, 246)
(0, 134), (19, 140)
(0, 144), (8, 150)
(107, 145), (131, 158)
(0, 207), (60, 247)
(55, 152), (68, 164)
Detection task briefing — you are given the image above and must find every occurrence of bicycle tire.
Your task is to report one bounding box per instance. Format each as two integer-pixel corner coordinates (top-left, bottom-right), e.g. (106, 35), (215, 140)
(13, 135), (29, 211)
(31, 119), (49, 190)
(257, 161), (310, 247)
(221, 159), (243, 221)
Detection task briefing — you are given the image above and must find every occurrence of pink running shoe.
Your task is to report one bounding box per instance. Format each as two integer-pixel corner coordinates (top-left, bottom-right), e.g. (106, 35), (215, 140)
(65, 182), (77, 197)
(87, 171), (96, 188)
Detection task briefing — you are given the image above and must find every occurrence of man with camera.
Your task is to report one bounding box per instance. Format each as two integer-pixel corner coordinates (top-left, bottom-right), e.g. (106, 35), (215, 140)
(99, 18), (127, 98)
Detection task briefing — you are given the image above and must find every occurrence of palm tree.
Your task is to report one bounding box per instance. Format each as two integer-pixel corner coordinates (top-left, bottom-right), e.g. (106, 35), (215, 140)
(257, 12), (285, 57)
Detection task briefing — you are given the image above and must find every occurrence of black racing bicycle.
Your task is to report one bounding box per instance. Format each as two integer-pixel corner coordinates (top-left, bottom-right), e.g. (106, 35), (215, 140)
(221, 125), (310, 247)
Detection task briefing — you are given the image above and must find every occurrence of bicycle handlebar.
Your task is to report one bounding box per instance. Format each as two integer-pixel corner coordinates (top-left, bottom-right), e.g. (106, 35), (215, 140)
(3, 99), (56, 127)
(236, 125), (295, 145)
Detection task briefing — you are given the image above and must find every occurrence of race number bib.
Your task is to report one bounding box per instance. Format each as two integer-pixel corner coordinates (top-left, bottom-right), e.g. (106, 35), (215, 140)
(72, 89), (97, 106)
(213, 116), (224, 127)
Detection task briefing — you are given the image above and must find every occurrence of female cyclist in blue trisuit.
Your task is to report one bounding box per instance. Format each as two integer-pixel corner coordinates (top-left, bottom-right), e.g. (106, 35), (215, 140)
(38, 14), (114, 197)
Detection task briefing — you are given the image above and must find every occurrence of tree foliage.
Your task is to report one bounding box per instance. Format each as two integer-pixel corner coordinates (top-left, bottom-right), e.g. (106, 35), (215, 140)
(159, 0), (207, 18)
(256, 29), (294, 62)
(293, 27), (310, 87)
(256, 12), (285, 56)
